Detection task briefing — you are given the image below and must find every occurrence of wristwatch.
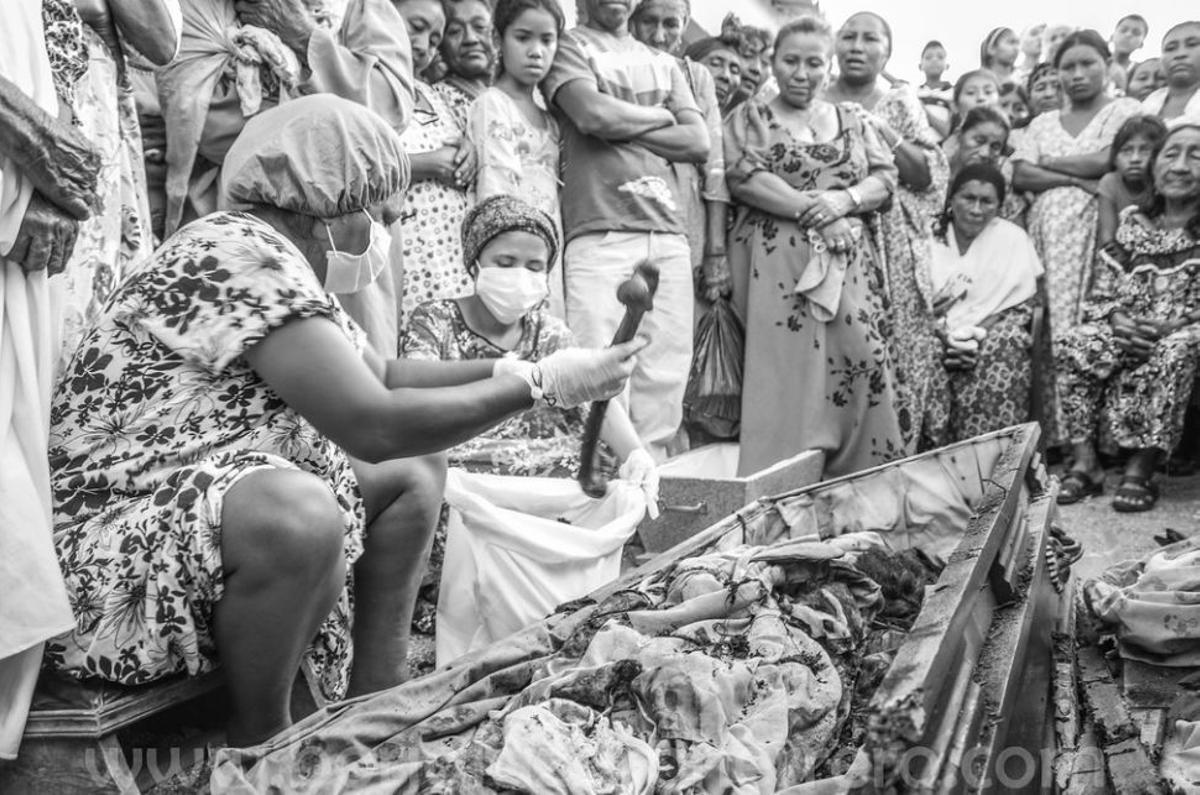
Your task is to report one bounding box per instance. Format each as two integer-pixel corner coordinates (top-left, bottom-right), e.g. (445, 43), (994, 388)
(845, 186), (864, 210)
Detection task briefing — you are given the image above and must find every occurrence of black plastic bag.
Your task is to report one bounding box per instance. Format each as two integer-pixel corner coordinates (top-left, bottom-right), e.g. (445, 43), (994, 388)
(684, 298), (744, 440)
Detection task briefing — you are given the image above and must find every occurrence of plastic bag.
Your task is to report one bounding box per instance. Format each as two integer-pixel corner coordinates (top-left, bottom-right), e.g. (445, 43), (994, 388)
(684, 298), (744, 440)
(436, 469), (646, 666)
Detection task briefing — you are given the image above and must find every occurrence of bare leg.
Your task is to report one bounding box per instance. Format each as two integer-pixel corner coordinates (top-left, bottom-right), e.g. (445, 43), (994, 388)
(1068, 440), (1104, 480)
(347, 454), (445, 697)
(214, 469), (347, 747)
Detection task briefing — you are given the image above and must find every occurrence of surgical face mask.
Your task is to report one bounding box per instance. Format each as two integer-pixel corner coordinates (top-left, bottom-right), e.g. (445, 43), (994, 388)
(323, 211), (391, 294)
(475, 266), (548, 324)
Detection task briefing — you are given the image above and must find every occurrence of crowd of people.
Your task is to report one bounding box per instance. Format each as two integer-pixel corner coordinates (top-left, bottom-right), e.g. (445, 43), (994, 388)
(2, 0), (1200, 759)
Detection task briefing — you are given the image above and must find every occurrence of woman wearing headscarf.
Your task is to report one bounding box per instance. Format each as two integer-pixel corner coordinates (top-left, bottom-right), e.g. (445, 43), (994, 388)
(824, 10), (951, 449)
(725, 16), (902, 477)
(1012, 30), (1140, 441)
(44, 96), (641, 747)
(931, 164), (1043, 441)
(1056, 120), (1200, 512)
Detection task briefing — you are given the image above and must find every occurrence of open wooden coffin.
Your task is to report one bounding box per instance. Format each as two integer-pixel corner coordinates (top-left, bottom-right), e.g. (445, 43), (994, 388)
(564, 422), (1062, 792)
(212, 423), (1062, 793)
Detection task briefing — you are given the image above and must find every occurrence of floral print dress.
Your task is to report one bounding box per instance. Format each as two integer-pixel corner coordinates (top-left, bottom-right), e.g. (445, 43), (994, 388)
(466, 88), (563, 314)
(725, 101), (904, 478)
(44, 1), (156, 372)
(866, 86), (951, 451)
(1013, 99), (1139, 333)
(45, 213), (367, 702)
(1057, 208), (1200, 454)
(397, 82), (473, 328)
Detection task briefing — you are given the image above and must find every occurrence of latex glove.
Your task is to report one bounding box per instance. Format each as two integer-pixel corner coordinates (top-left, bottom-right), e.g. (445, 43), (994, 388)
(537, 339), (646, 408)
(619, 448), (660, 519)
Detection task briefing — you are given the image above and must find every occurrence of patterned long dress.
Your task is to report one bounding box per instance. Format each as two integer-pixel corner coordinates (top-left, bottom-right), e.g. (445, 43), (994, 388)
(1014, 99), (1139, 332)
(868, 86), (951, 450)
(45, 213), (367, 702)
(1057, 208), (1200, 454)
(726, 101), (904, 478)
(43, 2), (155, 371)
(397, 82), (473, 328)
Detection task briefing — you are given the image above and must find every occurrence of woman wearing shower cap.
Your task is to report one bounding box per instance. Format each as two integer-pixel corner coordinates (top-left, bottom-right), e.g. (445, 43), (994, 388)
(44, 95), (644, 747)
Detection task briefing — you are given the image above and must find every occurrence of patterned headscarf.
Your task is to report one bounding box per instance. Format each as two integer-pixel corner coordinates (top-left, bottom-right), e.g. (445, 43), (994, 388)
(461, 195), (560, 273)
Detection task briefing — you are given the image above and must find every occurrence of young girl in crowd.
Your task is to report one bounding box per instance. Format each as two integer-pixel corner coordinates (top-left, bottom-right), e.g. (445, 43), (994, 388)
(945, 69), (1002, 140)
(980, 27), (1021, 84)
(467, 0), (564, 313)
(1096, 115), (1167, 245)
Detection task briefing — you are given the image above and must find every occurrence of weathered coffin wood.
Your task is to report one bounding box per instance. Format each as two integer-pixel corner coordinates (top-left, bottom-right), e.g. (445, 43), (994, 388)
(551, 423), (1059, 793)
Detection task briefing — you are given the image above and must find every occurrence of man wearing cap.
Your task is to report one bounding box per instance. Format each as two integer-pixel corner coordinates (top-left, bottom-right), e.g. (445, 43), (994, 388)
(43, 95), (644, 747)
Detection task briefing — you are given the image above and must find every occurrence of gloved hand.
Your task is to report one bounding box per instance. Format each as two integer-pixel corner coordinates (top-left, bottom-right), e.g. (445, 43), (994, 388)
(619, 447), (660, 519)
(532, 339), (646, 408)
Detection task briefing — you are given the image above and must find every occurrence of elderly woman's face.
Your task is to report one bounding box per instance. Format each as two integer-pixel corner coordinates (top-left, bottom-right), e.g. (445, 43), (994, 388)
(701, 46), (742, 103)
(836, 14), (890, 85)
(442, 0), (495, 80)
(950, 179), (1001, 241)
(1029, 70), (1062, 113)
(1154, 127), (1200, 203)
(958, 121), (1008, 167)
(396, 0), (446, 73)
(630, 0), (688, 55)
(773, 31), (830, 110)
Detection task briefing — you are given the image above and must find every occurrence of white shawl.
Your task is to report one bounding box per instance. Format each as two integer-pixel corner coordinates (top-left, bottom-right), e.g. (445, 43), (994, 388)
(930, 218), (1043, 331)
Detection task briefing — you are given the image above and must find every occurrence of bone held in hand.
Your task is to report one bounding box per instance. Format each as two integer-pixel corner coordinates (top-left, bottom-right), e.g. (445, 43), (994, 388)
(577, 262), (659, 498)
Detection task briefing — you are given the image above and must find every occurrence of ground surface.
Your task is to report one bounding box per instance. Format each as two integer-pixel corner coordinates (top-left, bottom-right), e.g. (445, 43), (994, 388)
(1055, 468), (1200, 582)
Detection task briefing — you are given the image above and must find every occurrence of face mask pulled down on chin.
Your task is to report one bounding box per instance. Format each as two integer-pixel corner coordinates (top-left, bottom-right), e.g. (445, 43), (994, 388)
(475, 265), (549, 324)
(323, 211), (392, 294)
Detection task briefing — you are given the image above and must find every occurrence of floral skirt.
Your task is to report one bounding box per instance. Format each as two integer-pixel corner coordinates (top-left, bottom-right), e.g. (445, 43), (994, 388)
(945, 304), (1034, 442)
(1057, 322), (1200, 453)
(45, 449), (364, 702)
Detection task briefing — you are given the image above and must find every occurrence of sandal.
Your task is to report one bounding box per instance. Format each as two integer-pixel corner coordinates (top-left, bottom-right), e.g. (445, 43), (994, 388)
(1057, 470), (1104, 505)
(1112, 475), (1160, 513)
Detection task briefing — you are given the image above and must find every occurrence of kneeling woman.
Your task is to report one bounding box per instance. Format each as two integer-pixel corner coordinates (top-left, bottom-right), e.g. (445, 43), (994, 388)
(45, 97), (639, 747)
(931, 164), (1043, 441)
(1057, 120), (1200, 512)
